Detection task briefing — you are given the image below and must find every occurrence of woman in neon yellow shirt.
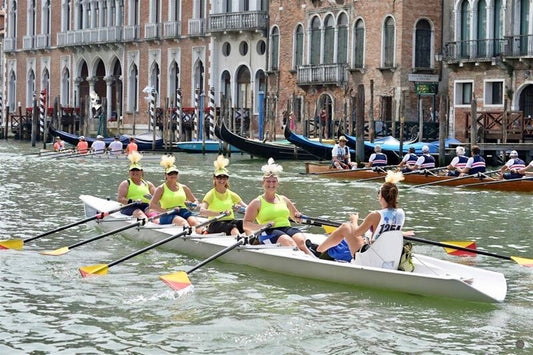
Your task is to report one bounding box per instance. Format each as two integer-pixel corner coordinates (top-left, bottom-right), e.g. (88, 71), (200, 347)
(200, 155), (247, 236)
(243, 158), (312, 255)
(149, 155), (200, 229)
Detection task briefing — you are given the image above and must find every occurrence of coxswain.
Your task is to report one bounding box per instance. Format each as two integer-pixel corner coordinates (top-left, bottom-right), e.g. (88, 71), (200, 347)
(331, 136), (356, 169)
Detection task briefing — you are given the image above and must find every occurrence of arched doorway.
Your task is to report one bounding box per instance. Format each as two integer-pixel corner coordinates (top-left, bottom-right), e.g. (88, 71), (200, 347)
(519, 84), (533, 118)
(318, 93), (333, 139)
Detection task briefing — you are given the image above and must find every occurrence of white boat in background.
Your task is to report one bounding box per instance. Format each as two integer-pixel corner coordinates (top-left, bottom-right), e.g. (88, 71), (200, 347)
(80, 195), (507, 303)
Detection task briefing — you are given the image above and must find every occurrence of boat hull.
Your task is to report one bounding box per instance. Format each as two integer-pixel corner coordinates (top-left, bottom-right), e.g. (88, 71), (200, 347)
(175, 140), (240, 153)
(305, 163), (533, 192)
(80, 195), (507, 303)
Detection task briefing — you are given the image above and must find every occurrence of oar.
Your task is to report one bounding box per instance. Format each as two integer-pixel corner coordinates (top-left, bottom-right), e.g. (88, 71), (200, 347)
(458, 176), (533, 188)
(405, 235), (533, 267)
(159, 223), (274, 291)
(309, 165), (397, 176)
(78, 212), (230, 277)
(0, 202), (139, 250)
(40, 210), (168, 256)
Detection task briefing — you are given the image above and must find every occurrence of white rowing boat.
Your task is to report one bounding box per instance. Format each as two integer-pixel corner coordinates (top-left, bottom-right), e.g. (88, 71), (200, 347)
(80, 195), (507, 303)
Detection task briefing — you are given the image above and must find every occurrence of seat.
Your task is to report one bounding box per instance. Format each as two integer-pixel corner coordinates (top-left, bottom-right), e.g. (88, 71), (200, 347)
(352, 230), (403, 269)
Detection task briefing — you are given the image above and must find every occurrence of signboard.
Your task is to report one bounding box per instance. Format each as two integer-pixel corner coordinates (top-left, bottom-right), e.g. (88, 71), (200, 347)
(415, 82), (438, 95)
(408, 74), (439, 82)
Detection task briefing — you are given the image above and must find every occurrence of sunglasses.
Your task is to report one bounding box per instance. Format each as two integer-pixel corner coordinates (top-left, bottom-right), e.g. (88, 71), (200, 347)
(216, 175), (229, 180)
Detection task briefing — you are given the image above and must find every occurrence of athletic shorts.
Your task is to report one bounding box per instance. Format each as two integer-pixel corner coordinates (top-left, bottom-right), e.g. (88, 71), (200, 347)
(259, 226), (302, 244)
(159, 208), (193, 225)
(208, 220), (244, 235)
(121, 203), (149, 216)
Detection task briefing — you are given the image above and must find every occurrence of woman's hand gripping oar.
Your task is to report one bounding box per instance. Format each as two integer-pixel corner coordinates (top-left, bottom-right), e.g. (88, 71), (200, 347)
(159, 223), (274, 292)
(0, 201), (139, 251)
(78, 212), (230, 277)
(40, 210), (169, 256)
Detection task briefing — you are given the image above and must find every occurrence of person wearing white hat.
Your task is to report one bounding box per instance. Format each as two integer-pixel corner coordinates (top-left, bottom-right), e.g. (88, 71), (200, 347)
(366, 145), (388, 169)
(457, 145), (486, 176)
(446, 146), (468, 176)
(500, 150), (526, 179)
(90, 134), (107, 155)
(331, 136), (357, 169)
(408, 145), (435, 171)
(76, 135), (89, 154)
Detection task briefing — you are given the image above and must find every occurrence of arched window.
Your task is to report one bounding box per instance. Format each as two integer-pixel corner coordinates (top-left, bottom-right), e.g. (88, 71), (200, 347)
(193, 60), (204, 93)
(520, 0), (529, 55)
(61, 68), (70, 106)
(383, 17), (395, 68)
(42, 68), (50, 108)
(493, 0), (503, 56)
(324, 15), (335, 64)
(221, 71), (231, 104)
(128, 64), (138, 111)
(270, 27), (279, 70)
(460, 0), (471, 58)
(169, 61), (179, 107)
(27, 70), (36, 108)
(337, 13), (348, 64)
(353, 19), (365, 68)
(415, 19), (431, 68)
(8, 71), (16, 112)
(150, 62), (160, 100)
(236, 65), (251, 108)
(294, 24), (304, 68)
(310, 16), (321, 65)
(476, 0), (487, 57)
(255, 70), (266, 112)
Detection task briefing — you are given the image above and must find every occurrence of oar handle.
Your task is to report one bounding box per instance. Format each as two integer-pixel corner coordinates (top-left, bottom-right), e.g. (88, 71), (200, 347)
(23, 201), (139, 243)
(403, 235), (511, 261)
(300, 215), (341, 228)
(107, 212), (229, 269)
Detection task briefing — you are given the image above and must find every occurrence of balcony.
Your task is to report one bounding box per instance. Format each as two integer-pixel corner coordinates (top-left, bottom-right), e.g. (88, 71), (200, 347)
(188, 19), (206, 37)
(144, 23), (161, 40)
(209, 11), (268, 33)
(297, 64), (347, 86)
(124, 25), (139, 42)
(444, 38), (507, 62)
(163, 21), (181, 39)
(35, 34), (50, 49)
(56, 27), (123, 47)
(4, 37), (16, 52)
(23, 35), (34, 50)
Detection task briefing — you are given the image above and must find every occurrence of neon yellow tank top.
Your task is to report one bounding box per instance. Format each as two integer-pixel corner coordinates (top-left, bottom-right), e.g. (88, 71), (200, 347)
(159, 183), (186, 209)
(203, 188), (241, 220)
(256, 195), (290, 228)
(126, 179), (151, 203)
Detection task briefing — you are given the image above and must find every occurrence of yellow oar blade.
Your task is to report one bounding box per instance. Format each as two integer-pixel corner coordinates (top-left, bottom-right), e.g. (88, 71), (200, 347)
(510, 256), (533, 267)
(79, 264), (109, 278)
(40, 246), (70, 256)
(322, 225), (337, 234)
(0, 239), (24, 250)
(160, 271), (192, 291)
(442, 241), (477, 256)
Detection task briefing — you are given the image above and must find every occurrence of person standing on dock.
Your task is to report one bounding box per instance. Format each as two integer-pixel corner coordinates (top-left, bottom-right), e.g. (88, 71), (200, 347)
(332, 136), (356, 169)
(500, 150), (526, 179)
(457, 145), (486, 176)
(200, 155), (247, 236)
(398, 147), (418, 173)
(446, 146), (468, 176)
(366, 145), (388, 169)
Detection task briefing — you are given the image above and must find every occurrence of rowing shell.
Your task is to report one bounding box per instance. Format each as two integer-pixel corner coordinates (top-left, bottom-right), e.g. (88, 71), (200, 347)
(80, 195), (507, 303)
(305, 162), (533, 192)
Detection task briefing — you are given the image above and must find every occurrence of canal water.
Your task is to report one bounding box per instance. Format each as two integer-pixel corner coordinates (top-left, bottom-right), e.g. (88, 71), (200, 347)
(1, 140), (532, 354)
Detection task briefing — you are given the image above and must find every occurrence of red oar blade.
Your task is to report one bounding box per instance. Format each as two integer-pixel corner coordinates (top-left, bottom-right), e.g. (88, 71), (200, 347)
(40, 247), (70, 256)
(79, 264), (109, 277)
(0, 239), (24, 250)
(160, 271), (193, 292)
(442, 241), (477, 256)
(510, 256), (533, 267)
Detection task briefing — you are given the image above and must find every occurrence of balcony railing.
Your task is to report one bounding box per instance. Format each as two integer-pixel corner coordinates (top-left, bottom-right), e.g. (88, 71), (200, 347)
(23, 35), (34, 50)
(209, 11), (268, 33)
(163, 21), (181, 38)
(124, 25), (139, 42)
(4, 37), (16, 52)
(35, 34), (50, 49)
(56, 27), (123, 47)
(297, 64), (347, 86)
(188, 19), (206, 36)
(444, 38), (508, 61)
(145, 23), (161, 40)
